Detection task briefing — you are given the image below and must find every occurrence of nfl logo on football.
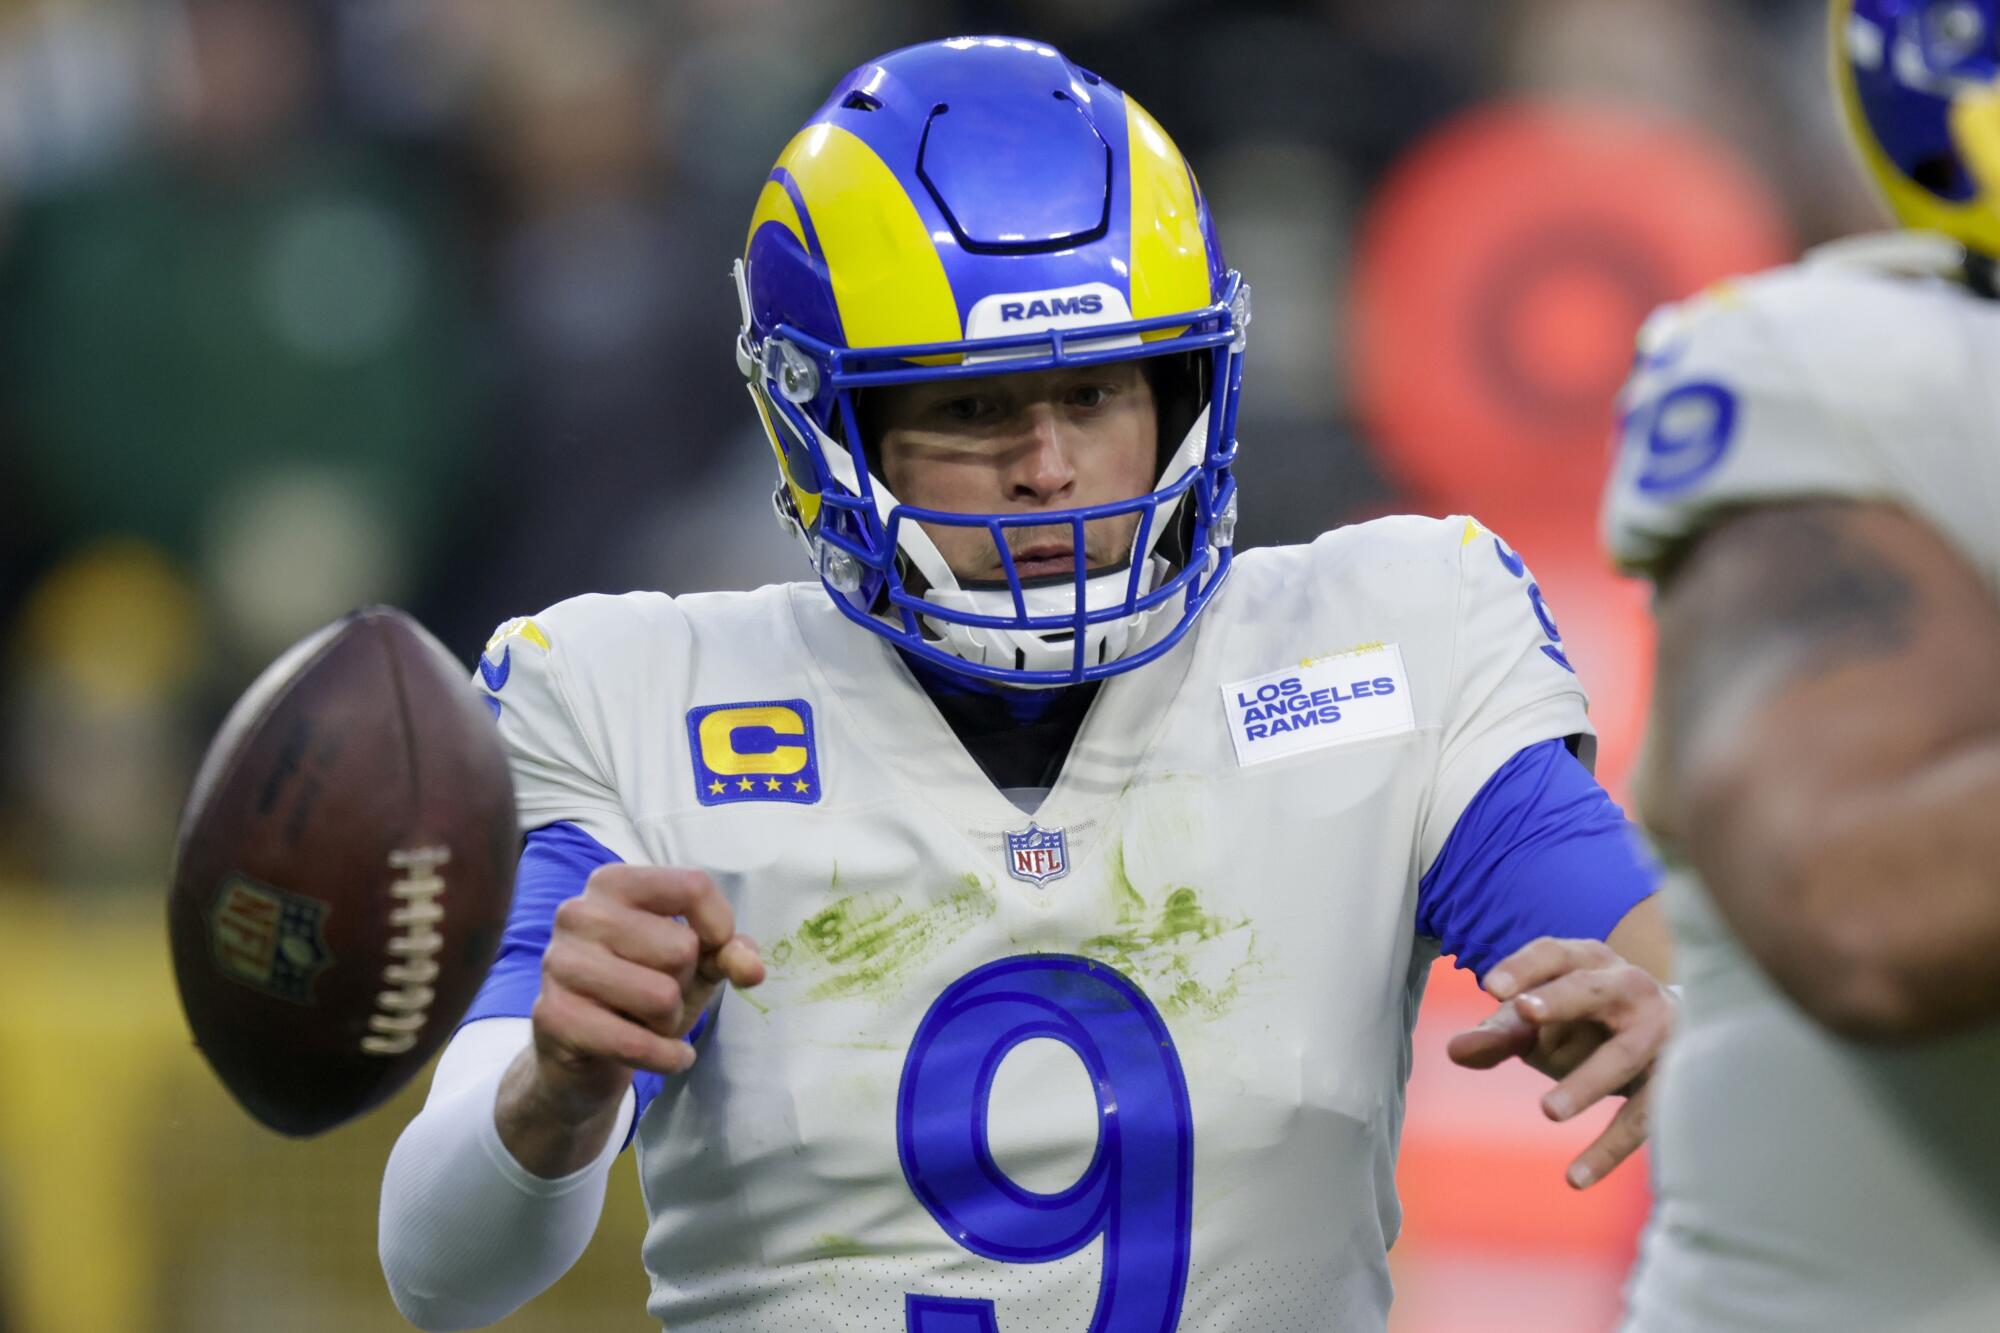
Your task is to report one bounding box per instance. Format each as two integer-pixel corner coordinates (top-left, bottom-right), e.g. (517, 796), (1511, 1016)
(1005, 824), (1069, 886)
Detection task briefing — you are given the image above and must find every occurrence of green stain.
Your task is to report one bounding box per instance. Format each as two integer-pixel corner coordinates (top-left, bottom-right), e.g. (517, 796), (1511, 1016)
(1078, 873), (1259, 1020)
(1104, 842), (1147, 926)
(811, 1233), (871, 1260)
(1156, 886), (1225, 942)
(799, 893), (903, 965)
(767, 881), (996, 1003)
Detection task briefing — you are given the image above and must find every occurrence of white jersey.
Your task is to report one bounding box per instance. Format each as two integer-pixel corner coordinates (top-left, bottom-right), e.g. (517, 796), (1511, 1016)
(481, 515), (1592, 1332)
(1604, 233), (2000, 1333)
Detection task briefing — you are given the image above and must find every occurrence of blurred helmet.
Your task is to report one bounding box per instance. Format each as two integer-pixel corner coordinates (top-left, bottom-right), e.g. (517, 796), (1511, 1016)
(1835, 0), (2000, 254)
(735, 36), (1247, 688)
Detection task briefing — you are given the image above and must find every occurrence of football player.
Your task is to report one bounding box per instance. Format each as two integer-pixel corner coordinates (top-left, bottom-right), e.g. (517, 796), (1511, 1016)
(1601, 3), (2000, 1329)
(380, 36), (1672, 1332)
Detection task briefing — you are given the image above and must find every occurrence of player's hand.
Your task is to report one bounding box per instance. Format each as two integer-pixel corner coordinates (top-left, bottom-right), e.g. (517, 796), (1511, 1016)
(1444, 936), (1675, 1190)
(530, 864), (765, 1119)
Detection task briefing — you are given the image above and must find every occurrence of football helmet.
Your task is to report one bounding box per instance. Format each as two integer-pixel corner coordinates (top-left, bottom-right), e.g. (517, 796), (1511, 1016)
(735, 36), (1247, 688)
(1836, 0), (2000, 254)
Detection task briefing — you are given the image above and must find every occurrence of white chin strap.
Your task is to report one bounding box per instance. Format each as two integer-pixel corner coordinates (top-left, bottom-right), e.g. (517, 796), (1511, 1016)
(917, 556), (1174, 680)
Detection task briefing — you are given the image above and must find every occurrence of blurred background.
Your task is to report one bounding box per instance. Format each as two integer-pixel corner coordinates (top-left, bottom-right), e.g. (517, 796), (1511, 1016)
(0, 0), (1881, 1329)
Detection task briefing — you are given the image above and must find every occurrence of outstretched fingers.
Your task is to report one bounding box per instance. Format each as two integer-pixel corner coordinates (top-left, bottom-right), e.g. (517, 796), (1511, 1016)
(1566, 1084), (1653, 1189)
(1482, 936), (1617, 1002)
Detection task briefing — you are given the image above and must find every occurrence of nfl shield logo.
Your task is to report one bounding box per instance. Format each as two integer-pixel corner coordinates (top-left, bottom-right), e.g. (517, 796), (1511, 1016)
(1005, 823), (1069, 886)
(208, 874), (333, 1005)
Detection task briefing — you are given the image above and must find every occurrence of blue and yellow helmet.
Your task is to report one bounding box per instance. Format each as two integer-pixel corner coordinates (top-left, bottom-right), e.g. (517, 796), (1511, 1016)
(1836, 0), (2000, 255)
(735, 36), (1248, 688)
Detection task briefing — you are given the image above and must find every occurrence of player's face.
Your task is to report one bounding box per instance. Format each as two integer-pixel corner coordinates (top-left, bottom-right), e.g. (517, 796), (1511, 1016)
(872, 362), (1159, 583)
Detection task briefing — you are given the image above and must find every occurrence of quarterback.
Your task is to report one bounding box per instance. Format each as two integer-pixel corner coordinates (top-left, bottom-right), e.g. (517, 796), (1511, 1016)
(380, 37), (1670, 1332)
(1602, 3), (2000, 1329)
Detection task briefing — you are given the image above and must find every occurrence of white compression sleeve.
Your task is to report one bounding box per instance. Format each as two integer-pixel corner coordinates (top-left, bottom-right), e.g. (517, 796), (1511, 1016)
(377, 1018), (637, 1332)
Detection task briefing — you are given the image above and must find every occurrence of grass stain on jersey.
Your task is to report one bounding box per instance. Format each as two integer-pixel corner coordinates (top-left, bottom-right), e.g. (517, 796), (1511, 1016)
(1158, 887), (1225, 941)
(810, 1233), (872, 1260)
(1102, 842), (1149, 926)
(1080, 878), (1261, 1020)
(769, 881), (997, 1002)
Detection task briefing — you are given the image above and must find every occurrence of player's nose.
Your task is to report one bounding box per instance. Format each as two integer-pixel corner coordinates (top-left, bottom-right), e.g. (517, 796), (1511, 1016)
(1006, 405), (1078, 504)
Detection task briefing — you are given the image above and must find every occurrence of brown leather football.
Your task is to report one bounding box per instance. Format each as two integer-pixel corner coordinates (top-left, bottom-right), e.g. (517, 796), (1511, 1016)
(168, 607), (517, 1137)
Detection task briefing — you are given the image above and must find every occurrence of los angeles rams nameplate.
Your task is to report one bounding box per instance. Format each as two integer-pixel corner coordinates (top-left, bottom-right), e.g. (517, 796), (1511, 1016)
(1222, 644), (1415, 767)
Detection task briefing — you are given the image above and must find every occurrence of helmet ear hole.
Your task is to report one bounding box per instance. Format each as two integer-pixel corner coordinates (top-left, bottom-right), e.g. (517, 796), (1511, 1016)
(1913, 154), (1964, 196)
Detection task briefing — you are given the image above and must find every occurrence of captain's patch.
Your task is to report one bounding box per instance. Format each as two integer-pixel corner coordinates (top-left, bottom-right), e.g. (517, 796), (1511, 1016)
(688, 699), (822, 805)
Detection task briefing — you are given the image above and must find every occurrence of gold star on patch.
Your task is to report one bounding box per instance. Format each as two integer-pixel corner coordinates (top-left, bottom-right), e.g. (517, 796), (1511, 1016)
(737, 777), (755, 792)
(708, 780), (725, 795)
(765, 777), (782, 791)
(793, 779), (810, 793)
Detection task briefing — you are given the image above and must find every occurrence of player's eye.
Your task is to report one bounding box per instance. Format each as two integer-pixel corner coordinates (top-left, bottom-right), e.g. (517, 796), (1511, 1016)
(1067, 383), (1115, 410)
(933, 395), (996, 423)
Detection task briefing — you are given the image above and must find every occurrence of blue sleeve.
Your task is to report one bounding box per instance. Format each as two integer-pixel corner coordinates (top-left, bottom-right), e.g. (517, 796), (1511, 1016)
(461, 820), (710, 1137)
(1417, 739), (1659, 978)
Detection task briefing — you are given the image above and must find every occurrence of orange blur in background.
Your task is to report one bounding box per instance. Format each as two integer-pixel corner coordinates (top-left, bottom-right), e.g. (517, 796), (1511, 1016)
(1350, 98), (1792, 1330)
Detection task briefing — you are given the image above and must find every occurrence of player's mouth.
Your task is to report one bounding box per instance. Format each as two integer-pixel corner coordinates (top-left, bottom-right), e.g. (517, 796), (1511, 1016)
(1006, 543), (1082, 579)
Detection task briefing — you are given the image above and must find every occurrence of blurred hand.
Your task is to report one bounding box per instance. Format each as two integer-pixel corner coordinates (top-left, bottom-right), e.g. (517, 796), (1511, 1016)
(1445, 936), (1675, 1189)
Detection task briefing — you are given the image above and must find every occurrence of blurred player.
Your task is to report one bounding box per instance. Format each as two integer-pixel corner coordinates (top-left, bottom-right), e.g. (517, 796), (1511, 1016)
(379, 36), (1671, 1332)
(1601, 4), (2000, 1328)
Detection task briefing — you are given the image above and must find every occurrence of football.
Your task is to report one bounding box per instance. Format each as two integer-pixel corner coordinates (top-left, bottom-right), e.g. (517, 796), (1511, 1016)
(168, 607), (517, 1137)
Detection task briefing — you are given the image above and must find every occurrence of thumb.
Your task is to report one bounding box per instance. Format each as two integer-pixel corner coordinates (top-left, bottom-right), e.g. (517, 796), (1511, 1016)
(1445, 1000), (1537, 1069)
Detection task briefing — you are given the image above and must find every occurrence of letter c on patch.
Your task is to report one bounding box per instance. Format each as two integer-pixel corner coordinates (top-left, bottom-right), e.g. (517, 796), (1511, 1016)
(698, 705), (809, 776)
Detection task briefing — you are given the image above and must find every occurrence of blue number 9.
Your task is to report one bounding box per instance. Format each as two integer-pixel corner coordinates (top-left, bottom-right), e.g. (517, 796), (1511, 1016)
(897, 955), (1193, 1333)
(1631, 380), (1738, 495)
